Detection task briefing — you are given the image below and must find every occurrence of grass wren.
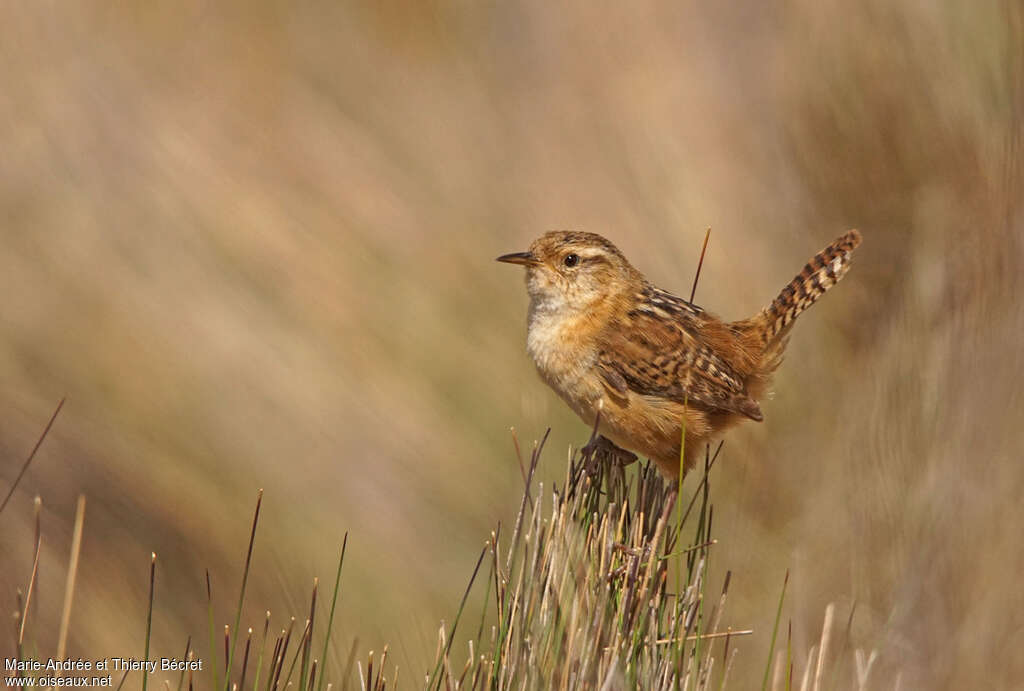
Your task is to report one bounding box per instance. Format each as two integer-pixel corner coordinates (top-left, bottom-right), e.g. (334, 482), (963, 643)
(498, 230), (862, 479)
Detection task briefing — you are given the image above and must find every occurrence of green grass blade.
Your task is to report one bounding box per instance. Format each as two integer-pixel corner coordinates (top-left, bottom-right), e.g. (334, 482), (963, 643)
(317, 535), (348, 691)
(0, 398), (64, 518)
(251, 611), (272, 691)
(175, 636), (191, 691)
(761, 569), (789, 691)
(142, 553), (156, 691)
(226, 489), (264, 691)
(430, 544), (487, 691)
(207, 570), (220, 691)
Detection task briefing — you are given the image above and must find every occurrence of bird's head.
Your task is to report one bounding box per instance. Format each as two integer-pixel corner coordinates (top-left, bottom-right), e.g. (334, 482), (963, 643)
(497, 231), (639, 315)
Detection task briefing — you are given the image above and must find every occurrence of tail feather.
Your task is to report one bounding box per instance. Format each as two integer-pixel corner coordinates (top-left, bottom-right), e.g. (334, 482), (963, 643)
(727, 230), (861, 401)
(757, 230), (862, 345)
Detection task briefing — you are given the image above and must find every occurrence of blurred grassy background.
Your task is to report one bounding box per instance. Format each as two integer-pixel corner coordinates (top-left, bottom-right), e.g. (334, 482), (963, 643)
(1, 0), (1021, 688)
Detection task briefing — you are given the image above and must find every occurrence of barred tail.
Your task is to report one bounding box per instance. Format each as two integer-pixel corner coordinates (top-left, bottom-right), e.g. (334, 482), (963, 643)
(756, 230), (862, 345)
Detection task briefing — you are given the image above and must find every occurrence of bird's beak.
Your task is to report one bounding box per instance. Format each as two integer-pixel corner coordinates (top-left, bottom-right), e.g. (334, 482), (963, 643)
(496, 251), (539, 266)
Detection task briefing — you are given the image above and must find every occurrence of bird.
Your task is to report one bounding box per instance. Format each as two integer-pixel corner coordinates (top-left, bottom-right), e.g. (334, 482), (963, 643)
(497, 229), (862, 479)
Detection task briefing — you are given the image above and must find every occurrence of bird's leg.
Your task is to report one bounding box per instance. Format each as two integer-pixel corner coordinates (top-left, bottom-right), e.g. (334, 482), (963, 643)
(582, 435), (638, 468)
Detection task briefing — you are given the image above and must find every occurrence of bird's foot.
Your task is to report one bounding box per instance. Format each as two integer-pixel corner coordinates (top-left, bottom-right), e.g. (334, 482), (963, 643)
(581, 435), (638, 468)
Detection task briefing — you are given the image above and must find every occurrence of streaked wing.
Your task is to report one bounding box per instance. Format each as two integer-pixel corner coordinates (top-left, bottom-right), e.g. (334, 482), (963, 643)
(597, 288), (763, 421)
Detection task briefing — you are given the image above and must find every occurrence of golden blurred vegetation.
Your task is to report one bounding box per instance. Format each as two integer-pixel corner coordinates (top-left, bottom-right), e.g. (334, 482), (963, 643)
(1, 1), (1021, 688)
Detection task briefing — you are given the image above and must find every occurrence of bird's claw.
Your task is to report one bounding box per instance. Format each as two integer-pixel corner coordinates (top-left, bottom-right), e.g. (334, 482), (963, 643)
(582, 435), (638, 467)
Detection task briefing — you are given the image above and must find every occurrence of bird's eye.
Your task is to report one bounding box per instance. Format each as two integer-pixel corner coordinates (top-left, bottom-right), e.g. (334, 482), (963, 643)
(563, 253), (580, 267)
